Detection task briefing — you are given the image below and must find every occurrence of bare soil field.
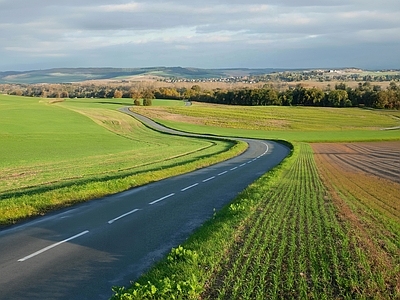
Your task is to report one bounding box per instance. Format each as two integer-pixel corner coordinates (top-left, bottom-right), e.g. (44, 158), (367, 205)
(312, 141), (400, 296)
(312, 141), (400, 183)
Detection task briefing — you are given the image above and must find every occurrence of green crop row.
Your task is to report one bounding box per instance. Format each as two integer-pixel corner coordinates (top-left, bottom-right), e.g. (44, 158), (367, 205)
(112, 143), (398, 299)
(208, 144), (363, 299)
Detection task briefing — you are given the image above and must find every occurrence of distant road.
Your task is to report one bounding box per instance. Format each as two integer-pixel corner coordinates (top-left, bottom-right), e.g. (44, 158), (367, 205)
(0, 108), (290, 300)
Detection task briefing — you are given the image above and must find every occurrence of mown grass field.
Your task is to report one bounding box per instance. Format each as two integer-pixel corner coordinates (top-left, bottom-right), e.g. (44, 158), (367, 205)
(131, 102), (400, 142)
(0, 95), (244, 225)
(113, 101), (400, 299)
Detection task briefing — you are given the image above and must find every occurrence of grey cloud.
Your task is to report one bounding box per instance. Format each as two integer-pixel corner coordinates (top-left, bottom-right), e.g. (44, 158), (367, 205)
(0, 0), (399, 70)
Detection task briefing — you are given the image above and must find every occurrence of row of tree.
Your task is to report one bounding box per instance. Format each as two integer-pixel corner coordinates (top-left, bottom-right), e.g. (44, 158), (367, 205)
(253, 71), (400, 83)
(173, 82), (400, 109)
(3, 81), (399, 109)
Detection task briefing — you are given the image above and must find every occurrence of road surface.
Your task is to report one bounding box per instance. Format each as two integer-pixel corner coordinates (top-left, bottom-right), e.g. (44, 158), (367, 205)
(0, 108), (290, 299)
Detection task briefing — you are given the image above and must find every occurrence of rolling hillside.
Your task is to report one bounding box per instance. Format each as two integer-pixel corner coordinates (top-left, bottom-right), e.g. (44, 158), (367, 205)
(0, 67), (283, 84)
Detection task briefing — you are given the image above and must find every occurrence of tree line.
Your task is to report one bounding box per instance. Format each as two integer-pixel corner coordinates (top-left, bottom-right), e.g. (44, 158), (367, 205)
(2, 81), (399, 109)
(190, 82), (400, 109)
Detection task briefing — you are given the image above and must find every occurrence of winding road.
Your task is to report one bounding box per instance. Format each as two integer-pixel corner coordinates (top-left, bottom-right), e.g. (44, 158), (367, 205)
(0, 108), (290, 299)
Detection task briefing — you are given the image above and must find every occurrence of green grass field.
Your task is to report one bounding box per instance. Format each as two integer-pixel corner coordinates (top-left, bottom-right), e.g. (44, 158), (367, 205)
(0, 95), (243, 224)
(131, 102), (400, 142)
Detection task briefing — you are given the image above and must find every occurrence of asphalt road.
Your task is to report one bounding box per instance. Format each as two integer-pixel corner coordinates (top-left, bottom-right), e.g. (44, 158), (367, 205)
(0, 108), (290, 299)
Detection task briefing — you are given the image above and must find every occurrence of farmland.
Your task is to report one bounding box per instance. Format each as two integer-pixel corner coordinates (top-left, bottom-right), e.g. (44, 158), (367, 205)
(203, 143), (355, 299)
(113, 142), (399, 299)
(204, 143), (399, 299)
(112, 102), (400, 299)
(130, 102), (400, 142)
(0, 95), (243, 225)
(1, 94), (399, 299)
(312, 142), (400, 296)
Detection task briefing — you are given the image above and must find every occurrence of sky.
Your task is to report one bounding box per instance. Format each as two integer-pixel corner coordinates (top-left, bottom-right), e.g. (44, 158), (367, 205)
(1, 0), (400, 71)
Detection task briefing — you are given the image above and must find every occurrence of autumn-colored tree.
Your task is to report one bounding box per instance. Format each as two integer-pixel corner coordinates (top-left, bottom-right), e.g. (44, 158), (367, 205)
(130, 89), (142, 104)
(114, 89), (123, 98)
(142, 89), (154, 106)
(60, 91), (69, 98)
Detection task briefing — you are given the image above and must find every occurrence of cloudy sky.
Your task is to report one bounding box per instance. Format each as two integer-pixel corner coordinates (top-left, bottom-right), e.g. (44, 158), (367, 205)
(1, 0), (399, 71)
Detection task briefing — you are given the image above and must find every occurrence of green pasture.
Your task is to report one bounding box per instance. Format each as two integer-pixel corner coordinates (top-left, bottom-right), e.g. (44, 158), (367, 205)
(1, 97), (135, 166)
(132, 102), (400, 142)
(0, 95), (242, 224)
(155, 121), (400, 142)
(0, 96), (202, 190)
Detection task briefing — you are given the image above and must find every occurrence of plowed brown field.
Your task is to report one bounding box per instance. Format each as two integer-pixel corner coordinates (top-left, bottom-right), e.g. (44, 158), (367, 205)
(312, 142), (400, 183)
(312, 141), (400, 296)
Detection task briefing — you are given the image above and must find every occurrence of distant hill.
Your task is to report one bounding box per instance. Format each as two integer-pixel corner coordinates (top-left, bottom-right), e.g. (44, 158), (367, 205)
(0, 67), (285, 84)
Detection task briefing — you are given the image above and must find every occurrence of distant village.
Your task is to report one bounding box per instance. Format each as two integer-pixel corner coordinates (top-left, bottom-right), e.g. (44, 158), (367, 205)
(160, 69), (400, 85)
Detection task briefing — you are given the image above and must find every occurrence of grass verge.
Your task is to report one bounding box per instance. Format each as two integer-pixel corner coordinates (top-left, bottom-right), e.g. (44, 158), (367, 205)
(0, 138), (246, 226)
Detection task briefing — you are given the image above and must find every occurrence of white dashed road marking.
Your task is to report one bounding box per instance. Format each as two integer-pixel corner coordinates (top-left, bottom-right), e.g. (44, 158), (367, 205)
(18, 230), (90, 262)
(108, 209), (140, 224)
(181, 183), (199, 192)
(149, 193), (175, 205)
(18, 142), (271, 262)
(202, 176), (216, 182)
